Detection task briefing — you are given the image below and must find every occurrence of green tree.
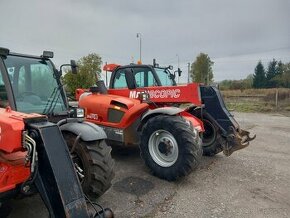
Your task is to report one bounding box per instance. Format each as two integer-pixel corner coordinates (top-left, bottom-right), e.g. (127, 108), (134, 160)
(62, 53), (102, 95)
(272, 61), (285, 87)
(190, 53), (214, 84)
(253, 61), (266, 88)
(278, 62), (290, 88)
(265, 59), (278, 88)
(276, 61), (284, 76)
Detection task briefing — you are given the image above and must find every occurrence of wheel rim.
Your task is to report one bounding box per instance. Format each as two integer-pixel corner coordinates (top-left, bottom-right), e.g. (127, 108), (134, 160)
(202, 119), (217, 147)
(148, 130), (179, 167)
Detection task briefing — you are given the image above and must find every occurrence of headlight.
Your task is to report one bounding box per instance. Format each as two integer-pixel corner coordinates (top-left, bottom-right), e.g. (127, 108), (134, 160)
(70, 107), (85, 118)
(76, 108), (85, 118)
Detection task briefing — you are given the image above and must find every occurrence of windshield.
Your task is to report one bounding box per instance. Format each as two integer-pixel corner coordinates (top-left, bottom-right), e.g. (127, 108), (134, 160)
(3, 55), (66, 114)
(154, 68), (175, 86)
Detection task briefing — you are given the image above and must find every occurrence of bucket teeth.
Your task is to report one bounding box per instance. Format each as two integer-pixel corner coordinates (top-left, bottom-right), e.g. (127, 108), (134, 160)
(223, 127), (256, 156)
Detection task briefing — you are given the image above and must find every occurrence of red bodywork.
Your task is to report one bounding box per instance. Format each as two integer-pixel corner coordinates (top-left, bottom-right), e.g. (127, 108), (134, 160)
(76, 83), (202, 106)
(76, 84), (204, 132)
(0, 107), (41, 193)
(108, 83), (202, 105)
(79, 93), (149, 129)
(78, 91), (204, 145)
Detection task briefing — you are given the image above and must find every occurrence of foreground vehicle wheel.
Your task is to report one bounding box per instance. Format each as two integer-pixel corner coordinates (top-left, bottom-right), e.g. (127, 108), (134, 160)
(140, 115), (202, 181)
(200, 114), (222, 156)
(62, 132), (114, 199)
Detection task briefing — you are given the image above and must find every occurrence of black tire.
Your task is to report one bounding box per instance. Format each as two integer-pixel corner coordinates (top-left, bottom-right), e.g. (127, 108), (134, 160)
(0, 202), (12, 218)
(140, 115), (202, 181)
(200, 114), (223, 156)
(62, 132), (114, 199)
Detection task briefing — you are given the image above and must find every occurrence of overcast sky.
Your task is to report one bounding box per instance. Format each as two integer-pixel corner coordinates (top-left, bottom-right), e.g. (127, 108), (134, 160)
(1, 0), (289, 82)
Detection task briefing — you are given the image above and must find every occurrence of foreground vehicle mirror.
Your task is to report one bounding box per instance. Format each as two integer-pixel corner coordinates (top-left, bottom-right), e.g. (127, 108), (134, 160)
(178, 68), (182, 77)
(70, 60), (78, 74)
(60, 60), (78, 76)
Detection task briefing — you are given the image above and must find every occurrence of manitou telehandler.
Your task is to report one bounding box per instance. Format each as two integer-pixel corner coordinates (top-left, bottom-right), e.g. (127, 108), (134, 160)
(0, 108), (113, 217)
(78, 78), (204, 181)
(76, 61), (255, 157)
(0, 47), (114, 200)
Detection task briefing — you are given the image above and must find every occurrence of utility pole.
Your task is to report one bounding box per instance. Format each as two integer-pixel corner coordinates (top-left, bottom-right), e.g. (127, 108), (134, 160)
(136, 33), (142, 63)
(105, 61), (108, 86)
(187, 62), (190, 84)
(176, 54), (179, 84)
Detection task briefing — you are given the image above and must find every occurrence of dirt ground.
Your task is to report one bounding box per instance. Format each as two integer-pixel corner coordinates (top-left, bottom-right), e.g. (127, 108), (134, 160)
(6, 112), (290, 218)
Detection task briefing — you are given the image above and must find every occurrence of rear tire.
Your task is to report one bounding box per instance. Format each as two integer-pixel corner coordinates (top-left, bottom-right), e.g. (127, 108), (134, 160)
(140, 115), (202, 181)
(62, 132), (114, 199)
(200, 114), (223, 156)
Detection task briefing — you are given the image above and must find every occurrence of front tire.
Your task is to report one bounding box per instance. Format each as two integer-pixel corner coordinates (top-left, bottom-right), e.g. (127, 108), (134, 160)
(140, 115), (202, 181)
(62, 132), (114, 199)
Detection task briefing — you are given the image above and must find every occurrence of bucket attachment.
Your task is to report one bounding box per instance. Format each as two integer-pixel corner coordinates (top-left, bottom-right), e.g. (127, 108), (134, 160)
(222, 126), (256, 156)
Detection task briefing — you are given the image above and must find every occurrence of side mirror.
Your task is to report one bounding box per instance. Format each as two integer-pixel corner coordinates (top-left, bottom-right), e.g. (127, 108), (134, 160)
(169, 65), (173, 70)
(70, 60), (78, 74)
(178, 68), (182, 77)
(124, 69), (136, 90)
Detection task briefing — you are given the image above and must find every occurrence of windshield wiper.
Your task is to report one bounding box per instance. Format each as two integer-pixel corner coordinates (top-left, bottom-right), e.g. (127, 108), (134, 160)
(42, 86), (63, 115)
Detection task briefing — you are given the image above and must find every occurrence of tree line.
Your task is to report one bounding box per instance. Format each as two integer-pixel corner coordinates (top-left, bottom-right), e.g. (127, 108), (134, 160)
(252, 60), (290, 89)
(189, 53), (290, 90)
(219, 60), (290, 90)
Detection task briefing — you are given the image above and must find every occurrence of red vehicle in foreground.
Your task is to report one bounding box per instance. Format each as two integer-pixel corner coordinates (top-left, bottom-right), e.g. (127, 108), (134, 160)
(0, 47), (114, 217)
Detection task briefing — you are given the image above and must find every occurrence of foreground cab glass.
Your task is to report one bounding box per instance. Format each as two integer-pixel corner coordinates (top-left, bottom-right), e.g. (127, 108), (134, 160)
(3, 55), (67, 114)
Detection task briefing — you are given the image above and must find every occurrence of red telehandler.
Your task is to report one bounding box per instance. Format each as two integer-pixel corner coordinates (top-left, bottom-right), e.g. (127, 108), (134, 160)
(0, 47), (114, 217)
(76, 61), (255, 157)
(0, 47), (114, 200)
(78, 80), (203, 181)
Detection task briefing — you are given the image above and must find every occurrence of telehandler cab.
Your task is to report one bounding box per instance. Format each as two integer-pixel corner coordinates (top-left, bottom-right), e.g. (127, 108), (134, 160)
(0, 47), (114, 200)
(76, 61), (255, 157)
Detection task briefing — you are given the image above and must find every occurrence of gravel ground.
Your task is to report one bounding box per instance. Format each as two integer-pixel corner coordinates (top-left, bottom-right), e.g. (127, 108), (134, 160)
(6, 112), (290, 218)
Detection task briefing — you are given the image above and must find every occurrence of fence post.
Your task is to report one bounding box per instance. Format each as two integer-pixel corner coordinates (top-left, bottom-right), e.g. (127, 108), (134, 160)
(275, 88), (279, 110)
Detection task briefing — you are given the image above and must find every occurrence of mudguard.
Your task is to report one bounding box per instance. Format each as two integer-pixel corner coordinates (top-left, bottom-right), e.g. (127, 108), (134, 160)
(140, 107), (204, 132)
(141, 107), (184, 121)
(59, 121), (107, 141)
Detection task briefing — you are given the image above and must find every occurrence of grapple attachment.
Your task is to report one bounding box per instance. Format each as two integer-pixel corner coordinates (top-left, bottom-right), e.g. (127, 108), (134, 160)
(223, 126), (256, 156)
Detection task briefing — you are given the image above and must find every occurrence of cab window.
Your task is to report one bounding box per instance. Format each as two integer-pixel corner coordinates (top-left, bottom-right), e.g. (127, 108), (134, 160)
(113, 69), (127, 88)
(154, 68), (175, 86)
(133, 67), (157, 87)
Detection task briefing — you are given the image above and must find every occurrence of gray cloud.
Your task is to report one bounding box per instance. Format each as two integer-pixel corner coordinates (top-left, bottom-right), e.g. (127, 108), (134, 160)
(1, 0), (289, 82)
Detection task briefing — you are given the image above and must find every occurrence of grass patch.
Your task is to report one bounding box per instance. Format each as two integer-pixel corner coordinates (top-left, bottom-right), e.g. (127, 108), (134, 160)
(222, 88), (290, 114)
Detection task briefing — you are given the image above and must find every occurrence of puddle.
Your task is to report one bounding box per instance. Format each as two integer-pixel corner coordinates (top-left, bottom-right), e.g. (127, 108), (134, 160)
(113, 176), (154, 197)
